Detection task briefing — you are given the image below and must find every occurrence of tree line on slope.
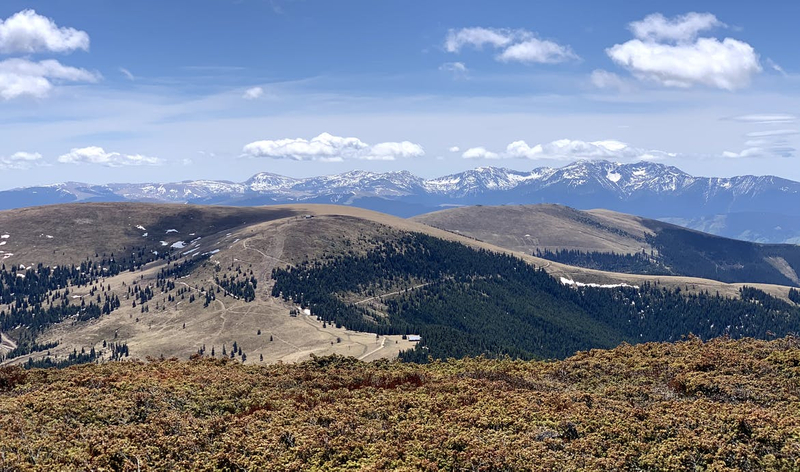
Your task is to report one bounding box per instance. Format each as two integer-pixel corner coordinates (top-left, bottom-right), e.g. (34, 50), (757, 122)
(789, 288), (800, 305)
(271, 232), (800, 361)
(535, 248), (670, 275)
(535, 226), (800, 287)
(0, 247), (218, 368)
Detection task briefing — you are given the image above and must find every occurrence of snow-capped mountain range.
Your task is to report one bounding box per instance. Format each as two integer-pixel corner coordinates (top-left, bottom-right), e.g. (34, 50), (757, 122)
(2, 160), (799, 243)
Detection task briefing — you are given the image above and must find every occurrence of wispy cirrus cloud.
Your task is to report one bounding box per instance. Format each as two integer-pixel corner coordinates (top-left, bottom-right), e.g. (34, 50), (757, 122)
(444, 27), (578, 65)
(590, 69), (634, 92)
(745, 129), (798, 138)
(439, 62), (468, 78)
(727, 114), (796, 124)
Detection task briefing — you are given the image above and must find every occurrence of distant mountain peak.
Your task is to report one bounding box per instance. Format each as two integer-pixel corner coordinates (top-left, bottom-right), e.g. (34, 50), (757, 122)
(2, 160), (799, 233)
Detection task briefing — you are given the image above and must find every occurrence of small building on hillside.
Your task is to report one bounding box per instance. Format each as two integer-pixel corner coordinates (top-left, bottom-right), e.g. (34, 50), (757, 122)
(407, 335), (422, 342)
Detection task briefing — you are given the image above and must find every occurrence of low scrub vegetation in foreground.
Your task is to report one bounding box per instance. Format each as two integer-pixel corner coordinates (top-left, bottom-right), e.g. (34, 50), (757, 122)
(0, 337), (799, 470)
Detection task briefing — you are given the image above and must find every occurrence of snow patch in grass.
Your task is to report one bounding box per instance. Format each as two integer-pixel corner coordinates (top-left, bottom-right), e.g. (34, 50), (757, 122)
(171, 241), (186, 249)
(166, 229), (178, 233)
(560, 277), (638, 289)
(0, 235), (9, 239)
(136, 225), (147, 231)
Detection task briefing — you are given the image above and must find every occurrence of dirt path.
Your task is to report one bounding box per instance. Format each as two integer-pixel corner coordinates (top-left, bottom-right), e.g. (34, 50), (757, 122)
(0, 332), (17, 351)
(354, 282), (434, 305)
(178, 281), (234, 339)
(243, 233), (290, 271)
(241, 228), (293, 301)
(359, 336), (387, 360)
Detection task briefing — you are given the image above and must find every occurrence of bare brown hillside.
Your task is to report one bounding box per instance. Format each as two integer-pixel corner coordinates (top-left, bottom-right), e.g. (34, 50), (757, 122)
(412, 203), (653, 255)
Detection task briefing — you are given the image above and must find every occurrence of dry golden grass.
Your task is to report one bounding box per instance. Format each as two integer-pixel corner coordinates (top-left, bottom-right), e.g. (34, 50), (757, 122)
(6, 207), (418, 366)
(0, 202), (297, 266)
(413, 203), (653, 255)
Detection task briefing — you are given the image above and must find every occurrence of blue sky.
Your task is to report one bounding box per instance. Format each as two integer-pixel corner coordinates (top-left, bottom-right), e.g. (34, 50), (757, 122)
(1, 0), (799, 188)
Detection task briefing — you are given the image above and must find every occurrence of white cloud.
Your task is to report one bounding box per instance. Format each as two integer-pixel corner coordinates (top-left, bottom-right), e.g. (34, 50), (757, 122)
(463, 139), (675, 161)
(439, 62), (468, 76)
(0, 151), (42, 170)
(243, 86), (264, 100)
(722, 148), (763, 158)
(0, 11), (97, 100)
(58, 146), (162, 167)
(629, 12), (723, 43)
(497, 39), (577, 64)
(448, 146), (460, 152)
(367, 141), (424, 160)
(606, 12), (761, 90)
(722, 146), (795, 159)
(607, 37), (760, 90)
(242, 132), (424, 161)
(444, 27), (577, 65)
(0, 9), (89, 54)
(0, 58), (99, 100)
(507, 139), (642, 160)
(119, 67), (135, 80)
(725, 124), (798, 159)
(590, 69), (632, 92)
(444, 27), (515, 52)
(462, 147), (499, 159)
